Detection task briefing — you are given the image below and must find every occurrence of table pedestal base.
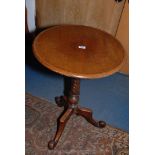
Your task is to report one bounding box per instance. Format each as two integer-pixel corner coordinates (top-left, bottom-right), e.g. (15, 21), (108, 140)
(48, 78), (106, 149)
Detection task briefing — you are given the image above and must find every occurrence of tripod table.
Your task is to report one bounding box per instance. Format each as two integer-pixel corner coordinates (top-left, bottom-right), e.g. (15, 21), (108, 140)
(33, 25), (126, 149)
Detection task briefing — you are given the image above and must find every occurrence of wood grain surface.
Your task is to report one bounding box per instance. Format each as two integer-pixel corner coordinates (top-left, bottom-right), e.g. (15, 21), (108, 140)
(33, 25), (126, 79)
(35, 0), (125, 35)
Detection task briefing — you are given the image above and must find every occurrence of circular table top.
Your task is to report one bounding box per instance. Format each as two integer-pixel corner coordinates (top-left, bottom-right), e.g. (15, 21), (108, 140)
(33, 25), (126, 79)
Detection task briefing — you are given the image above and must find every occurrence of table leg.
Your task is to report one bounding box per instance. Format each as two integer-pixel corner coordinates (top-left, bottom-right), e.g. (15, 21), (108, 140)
(76, 107), (106, 128)
(48, 108), (73, 149)
(48, 77), (106, 149)
(55, 96), (67, 107)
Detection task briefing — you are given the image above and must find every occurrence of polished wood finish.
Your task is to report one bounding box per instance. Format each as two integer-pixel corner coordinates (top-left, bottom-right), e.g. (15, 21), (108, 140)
(48, 78), (106, 149)
(76, 107), (106, 128)
(48, 108), (73, 149)
(33, 25), (126, 149)
(33, 25), (126, 79)
(35, 0), (125, 35)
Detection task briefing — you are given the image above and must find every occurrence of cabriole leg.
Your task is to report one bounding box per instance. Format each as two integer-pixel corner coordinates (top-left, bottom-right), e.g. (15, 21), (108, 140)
(76, 107), (106, 128)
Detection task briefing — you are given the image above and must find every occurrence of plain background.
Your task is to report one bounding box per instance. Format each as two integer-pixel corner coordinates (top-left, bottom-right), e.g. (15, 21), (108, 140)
(0, 0), (155, 154)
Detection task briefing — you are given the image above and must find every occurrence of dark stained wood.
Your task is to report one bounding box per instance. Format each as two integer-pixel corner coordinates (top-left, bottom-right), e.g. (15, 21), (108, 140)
(48, 108), (73, 149)
(76, 106), (106, 128)
(49, 78), (106, 149)
(33, 25), (126, 149)
(33, 25), (126, 79)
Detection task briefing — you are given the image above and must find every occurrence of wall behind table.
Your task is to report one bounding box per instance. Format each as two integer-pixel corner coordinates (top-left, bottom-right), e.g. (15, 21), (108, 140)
(116, 0), (129, 74)
(35, 0), (125, 36)
(26, 0), (128, 74)
(25, 0), (36, 32)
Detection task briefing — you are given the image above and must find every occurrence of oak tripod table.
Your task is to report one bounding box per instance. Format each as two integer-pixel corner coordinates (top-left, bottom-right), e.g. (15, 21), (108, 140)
(33, 25), (126, 149)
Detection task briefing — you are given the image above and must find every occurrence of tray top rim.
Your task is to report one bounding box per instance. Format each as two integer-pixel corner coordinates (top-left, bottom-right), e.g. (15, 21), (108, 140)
(33, 25), (127, 79)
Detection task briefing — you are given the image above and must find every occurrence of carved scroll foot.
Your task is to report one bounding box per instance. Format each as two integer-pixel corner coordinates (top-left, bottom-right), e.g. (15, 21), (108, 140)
(76, 107), (106, 128)
(48, 108), (73, 149)
(55, 96), (67, 107)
